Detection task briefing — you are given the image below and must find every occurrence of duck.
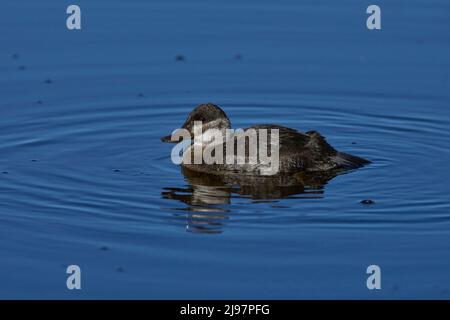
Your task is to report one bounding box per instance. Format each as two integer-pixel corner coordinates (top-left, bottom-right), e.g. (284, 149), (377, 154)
(161, 103), (370, 175)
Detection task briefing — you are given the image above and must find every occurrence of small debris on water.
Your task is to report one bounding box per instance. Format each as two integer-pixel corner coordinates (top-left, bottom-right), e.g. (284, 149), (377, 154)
(175, 54), (185, 61)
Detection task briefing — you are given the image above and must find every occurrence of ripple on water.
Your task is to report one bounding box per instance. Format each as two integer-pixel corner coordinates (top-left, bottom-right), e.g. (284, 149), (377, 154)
(1, 96), (450, 236)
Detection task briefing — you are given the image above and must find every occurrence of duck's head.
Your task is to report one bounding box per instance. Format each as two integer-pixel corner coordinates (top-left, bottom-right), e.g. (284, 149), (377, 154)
(161, 103), (231, 142)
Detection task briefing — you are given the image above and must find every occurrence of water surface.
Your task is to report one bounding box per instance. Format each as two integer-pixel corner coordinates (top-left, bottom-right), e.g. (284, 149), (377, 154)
(1, 0), (450, 298)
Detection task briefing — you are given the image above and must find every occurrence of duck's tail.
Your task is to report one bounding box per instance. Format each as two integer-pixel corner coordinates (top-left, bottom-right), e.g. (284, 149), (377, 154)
(333, 152), (371, 169)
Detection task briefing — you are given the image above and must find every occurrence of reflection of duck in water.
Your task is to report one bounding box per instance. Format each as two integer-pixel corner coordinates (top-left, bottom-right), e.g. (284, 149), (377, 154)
(161, 166), (341, 234)
(161, 103), (370, 175)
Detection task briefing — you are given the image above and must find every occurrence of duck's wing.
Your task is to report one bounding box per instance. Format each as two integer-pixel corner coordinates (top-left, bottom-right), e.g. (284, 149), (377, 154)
(247, 124), (310, 147)
(249, 125), (346, 172)
(242, 125), (369, 172)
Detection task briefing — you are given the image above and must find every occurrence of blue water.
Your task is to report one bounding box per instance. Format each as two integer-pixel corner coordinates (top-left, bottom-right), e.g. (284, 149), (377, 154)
(1, 0), (449, 299)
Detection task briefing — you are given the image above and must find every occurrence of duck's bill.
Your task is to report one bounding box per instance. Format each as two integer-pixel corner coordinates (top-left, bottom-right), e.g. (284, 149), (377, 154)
(161, 135), (176, 143)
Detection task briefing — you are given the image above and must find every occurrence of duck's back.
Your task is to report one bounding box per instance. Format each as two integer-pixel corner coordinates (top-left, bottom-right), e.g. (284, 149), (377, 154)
(251, 125), (339, 172)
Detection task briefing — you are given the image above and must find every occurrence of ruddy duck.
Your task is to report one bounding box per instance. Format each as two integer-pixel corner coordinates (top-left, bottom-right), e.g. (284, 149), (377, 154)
(161, 103), (370, 175)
